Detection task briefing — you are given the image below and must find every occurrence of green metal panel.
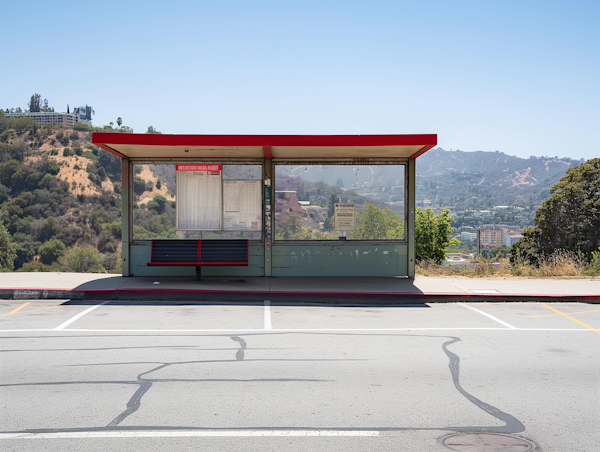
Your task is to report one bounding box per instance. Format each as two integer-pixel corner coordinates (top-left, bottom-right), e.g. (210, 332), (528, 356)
(407, 159), (416, 277)
(129, 243), (265, 277)
(272, 243), (408, 277)
(121, 159), (131, 276)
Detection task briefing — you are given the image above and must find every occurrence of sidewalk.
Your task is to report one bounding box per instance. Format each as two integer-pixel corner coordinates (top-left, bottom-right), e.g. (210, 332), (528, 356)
(1, 273), (599, 302)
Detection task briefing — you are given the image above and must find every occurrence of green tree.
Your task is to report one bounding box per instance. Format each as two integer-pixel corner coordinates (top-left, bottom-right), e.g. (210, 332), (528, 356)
(134, 176), (147, 196)
(415, 208), (459, 264)
(12, 233), (37, 269)
(38, 216), (60, 242)
(350, 204), (404, 239)
(58, 246), (105, 273)
(280, 213), (304, 239)
(38, 239), (66, 265)
(327, 193), (340, 219)
(117, 117), (122, 127)
(146, 126), (161, 134)
(28, 93), (42, 112)
(511, 158), (600, 264)
(147, 195), (167, 214)
(0, 222), (17, 271)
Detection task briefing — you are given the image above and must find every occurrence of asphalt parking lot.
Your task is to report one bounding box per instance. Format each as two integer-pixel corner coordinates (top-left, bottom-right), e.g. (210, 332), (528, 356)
(1, 299), (599, 451)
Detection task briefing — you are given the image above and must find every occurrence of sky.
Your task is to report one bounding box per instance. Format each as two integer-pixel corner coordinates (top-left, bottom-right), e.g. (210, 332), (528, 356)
(2, 0), (598, 159)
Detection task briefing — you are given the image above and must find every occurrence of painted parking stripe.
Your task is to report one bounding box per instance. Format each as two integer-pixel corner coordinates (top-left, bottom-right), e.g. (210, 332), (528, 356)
(1, 327), (598, 333)
(457, 303), (517, 329)
(0, 302), (31, 317)
(541, 304), (600, 335)
(54, 301), (111, 330)
(0, 430), (380, 439)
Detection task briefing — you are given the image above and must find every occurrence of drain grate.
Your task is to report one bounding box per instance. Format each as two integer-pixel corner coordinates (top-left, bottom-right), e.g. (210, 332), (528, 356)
(442, 433), (535, 451)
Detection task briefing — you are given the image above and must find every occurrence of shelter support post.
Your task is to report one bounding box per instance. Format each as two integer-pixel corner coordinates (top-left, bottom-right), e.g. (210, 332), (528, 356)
(121, 158), (131, 276)
(407, 159), (416, 278)
(264, 156), (272, 277)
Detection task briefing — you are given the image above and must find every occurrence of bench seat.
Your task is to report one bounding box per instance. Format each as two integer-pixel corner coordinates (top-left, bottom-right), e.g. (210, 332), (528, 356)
(147, 239), (248, 266)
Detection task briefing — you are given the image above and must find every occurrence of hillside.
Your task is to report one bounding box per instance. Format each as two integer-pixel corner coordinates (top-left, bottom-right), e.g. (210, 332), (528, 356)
(416, 148), (584, 209)
(0, 113), (170, 272)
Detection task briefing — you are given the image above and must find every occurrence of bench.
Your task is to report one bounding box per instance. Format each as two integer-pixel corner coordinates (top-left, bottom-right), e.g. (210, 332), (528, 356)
(147, 239), (248, 279)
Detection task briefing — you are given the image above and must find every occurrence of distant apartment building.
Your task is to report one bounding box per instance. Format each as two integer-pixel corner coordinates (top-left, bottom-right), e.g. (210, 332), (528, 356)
(460, 231), (477, 241)
(480, 230), (503, 248)
(5, 111), (83, 126)
(503, 232), (523, 247)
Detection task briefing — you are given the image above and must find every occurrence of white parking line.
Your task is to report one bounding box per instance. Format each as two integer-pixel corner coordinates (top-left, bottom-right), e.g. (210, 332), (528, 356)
(264, 300), (272, 330)
(0, 430), (380, 439)
(53, 301), (111, 330)
(457, 303), (517, 329)
(0, 328), (595, 333)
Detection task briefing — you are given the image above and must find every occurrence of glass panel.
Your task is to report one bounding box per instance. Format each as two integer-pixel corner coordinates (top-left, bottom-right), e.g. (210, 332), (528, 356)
(274, 164), (405, 240)
(132, 164), (262, 240)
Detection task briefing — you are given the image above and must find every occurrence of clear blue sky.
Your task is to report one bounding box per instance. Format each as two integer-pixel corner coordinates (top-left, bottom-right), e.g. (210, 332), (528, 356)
(2, 0), (598, 159)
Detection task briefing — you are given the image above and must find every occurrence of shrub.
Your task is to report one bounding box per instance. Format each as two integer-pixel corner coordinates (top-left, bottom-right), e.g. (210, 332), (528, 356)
(101, 253), (119, 272)
(58, 246), (105, 273)
(0, 222), (17, 271)
(103, 221), (122, 239)
(63, 147), (74, 157)
(38, 239), (66, 265)
(97, 231), (118, 253)
(17, 261), (60, 272)
(74, 147), (83, 156)
(69, 131), (79, 141)
(134, 176), (147, 196)
(50, 148), (59, 155)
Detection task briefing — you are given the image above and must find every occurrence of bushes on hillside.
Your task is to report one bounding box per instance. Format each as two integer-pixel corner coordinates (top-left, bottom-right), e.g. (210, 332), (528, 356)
(59, 246), (105, 273)
(0, 222), (17, 271)
(39, 239), (66, 265)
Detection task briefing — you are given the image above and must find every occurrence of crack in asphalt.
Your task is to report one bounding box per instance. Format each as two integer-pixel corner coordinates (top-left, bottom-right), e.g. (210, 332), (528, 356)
(230, 336), (246, 361)
(0, 332), (526, 434)
(440, 337), (525, 434)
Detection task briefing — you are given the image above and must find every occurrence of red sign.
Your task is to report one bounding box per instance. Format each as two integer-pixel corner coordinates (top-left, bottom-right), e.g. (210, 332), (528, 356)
(176, 165), (222, 171)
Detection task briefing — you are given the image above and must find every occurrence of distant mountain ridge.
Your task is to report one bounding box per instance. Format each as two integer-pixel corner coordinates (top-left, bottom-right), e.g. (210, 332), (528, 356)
(415, 148), (584, 209)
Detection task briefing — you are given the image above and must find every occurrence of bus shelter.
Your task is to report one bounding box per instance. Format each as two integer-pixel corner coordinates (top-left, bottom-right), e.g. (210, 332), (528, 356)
(92, 133), (436, 278)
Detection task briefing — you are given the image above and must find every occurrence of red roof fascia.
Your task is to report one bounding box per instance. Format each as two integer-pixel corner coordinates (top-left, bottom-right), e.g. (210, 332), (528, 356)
(359, 134), (437, 147)
(92, 133), (438, 157)
(92, 132), (176, 146)
(175, 134), (359, 147)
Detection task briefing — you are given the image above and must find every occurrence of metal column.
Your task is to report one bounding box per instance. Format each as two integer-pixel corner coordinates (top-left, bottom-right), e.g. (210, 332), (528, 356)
(121, 158), (131, 276)
(407, 158), (416, 278)
(264, 157), (273, 277)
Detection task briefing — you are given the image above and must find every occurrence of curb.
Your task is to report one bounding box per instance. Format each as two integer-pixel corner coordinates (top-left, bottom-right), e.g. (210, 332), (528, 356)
(0, 288), (598, 303)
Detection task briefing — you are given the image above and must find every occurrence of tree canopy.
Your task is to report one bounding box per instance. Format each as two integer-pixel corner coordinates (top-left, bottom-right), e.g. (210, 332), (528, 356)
(415, 207), (458, 264)
(511, 158), (600, 264)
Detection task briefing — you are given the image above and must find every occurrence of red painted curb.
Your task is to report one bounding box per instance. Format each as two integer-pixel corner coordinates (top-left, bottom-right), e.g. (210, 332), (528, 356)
(3, 287), (600, 300)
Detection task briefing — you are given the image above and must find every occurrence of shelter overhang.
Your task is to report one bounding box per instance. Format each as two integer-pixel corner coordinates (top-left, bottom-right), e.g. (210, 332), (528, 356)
(92, 133), (437, 160)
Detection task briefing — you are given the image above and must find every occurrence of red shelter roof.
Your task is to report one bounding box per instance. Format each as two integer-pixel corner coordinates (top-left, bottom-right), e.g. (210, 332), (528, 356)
(92, 133), (437, 160)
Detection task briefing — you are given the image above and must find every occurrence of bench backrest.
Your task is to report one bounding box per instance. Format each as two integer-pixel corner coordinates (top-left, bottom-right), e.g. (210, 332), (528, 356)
(150, 239), (248, 264)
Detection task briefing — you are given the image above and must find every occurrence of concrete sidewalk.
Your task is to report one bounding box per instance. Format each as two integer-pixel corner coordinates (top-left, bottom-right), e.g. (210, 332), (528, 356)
(0, 273), (599, 302)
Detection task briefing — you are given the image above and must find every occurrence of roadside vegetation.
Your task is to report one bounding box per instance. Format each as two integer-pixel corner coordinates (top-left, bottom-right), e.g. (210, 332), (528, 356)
(1, 97), (598, 277)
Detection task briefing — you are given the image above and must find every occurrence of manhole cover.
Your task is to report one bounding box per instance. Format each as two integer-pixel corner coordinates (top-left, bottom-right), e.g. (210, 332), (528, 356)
(442, 433), (535, 451)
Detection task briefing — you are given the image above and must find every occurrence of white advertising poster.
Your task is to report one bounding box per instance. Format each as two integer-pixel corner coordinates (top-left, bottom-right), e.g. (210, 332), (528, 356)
(223, 180), (262, 231)
(334, 202), (355, 231)
(176, 165), (222, 230)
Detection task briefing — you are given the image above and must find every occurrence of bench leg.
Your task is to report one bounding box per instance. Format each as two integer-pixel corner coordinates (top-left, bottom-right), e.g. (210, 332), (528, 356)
(195, 266), (201, 281)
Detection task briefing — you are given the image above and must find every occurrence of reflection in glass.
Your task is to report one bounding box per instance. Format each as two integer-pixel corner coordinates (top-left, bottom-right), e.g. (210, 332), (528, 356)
(274, 165), (405, 240)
